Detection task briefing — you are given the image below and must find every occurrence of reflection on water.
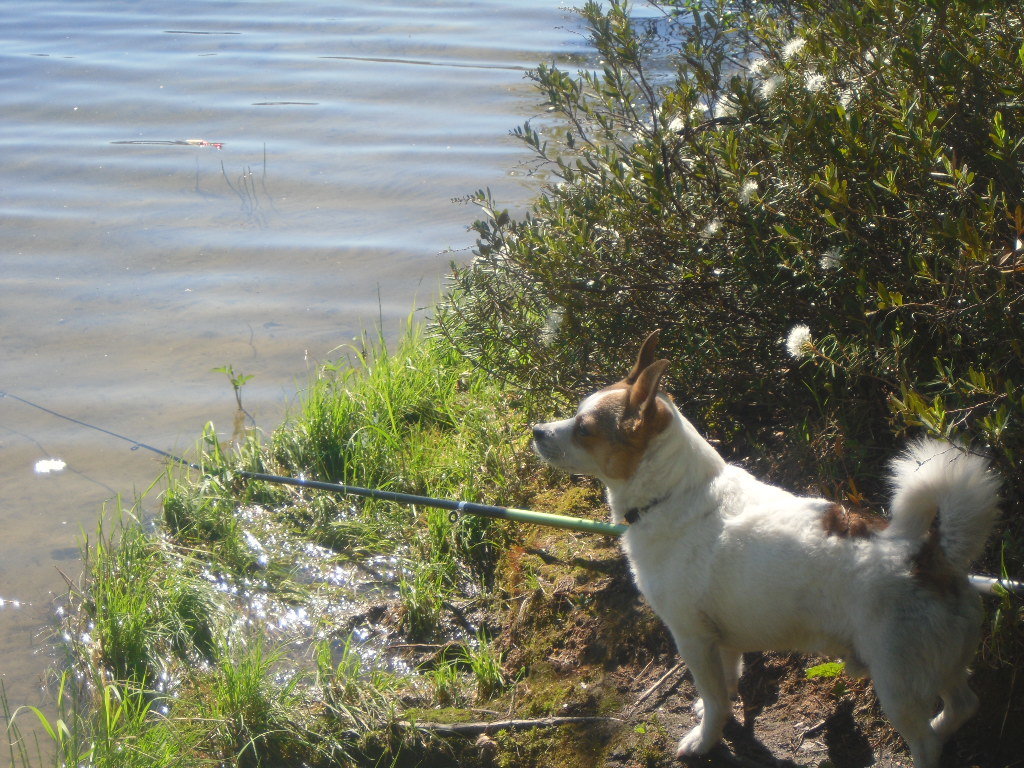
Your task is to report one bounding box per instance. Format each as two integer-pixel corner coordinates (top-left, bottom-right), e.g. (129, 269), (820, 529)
(33, 459), (68, 474)
(217, 504), (407, 663)
(0, 0), (583, 716)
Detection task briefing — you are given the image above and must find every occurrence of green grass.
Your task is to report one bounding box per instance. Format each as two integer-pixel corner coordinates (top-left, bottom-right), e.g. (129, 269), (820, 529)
(397, 559), (455, 641)
(422, 657), (466, 708)
(68, 506), (221, 688)
(271, 323), (529, 574)
(462, 630), (508, 701)
(313, 633), (402, 733)
(197, 637), (307, 766)
(6, 672), (198, 768)
(416, 630), (507, 710)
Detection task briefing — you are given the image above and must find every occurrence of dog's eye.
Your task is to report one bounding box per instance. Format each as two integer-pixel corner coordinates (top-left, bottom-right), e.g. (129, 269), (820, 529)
(575, 421), (591, 438)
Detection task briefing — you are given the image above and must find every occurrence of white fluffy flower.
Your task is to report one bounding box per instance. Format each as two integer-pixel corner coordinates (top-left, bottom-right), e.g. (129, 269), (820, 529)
(739, 179), (758, 204)
(819, 247), (843, 270)
(713, 97), (737, 120)
(785, 324), (814, 359)
(759, 75), (783, 99)
(783, 37), (806, 60)
(700, 219), (722, 239)
(748, 57), (769, 76)
(540, 308), (563, 345)
(804, 72), (826, 93)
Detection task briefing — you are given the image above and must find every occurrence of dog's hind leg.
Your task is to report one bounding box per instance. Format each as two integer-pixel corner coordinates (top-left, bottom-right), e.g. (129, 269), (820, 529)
(674, 638), (730, 757)
(930, 669), (978, 741)
(931, 617), (981, 742)
(872, 672), (943, 768)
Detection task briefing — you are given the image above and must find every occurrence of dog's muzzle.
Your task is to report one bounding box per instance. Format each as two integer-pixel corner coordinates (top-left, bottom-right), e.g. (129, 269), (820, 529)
(531, 424), (557, 461)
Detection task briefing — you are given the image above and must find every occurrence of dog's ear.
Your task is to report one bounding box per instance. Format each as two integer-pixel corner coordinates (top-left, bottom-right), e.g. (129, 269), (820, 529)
(627, 358), (669, 424)
(624, 329), (662, 385)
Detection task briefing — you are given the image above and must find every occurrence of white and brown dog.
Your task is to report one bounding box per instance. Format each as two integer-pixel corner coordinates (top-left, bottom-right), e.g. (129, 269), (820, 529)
(531, 330), (1000, 767)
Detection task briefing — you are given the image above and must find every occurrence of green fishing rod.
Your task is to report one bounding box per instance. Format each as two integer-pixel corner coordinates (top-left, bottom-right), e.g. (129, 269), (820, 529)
(237, 471), (626, 536)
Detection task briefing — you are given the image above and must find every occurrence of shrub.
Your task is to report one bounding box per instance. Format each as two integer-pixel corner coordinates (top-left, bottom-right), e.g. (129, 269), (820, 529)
(437, 0), (1024, 571)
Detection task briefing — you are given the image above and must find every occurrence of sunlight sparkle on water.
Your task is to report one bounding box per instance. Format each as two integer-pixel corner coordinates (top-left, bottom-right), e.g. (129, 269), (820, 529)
(34, 458), (66, 474)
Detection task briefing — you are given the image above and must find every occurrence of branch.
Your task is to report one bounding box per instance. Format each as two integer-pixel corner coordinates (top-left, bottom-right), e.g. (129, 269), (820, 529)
(400, 715), (621, 737)
(633, 661), (686, 708)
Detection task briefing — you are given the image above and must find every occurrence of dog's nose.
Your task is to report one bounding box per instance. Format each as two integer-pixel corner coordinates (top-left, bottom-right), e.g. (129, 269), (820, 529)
(532, 425), (547, 442)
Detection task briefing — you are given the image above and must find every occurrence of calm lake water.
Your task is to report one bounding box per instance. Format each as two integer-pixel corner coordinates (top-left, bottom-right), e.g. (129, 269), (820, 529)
(0, 0), (586, 715)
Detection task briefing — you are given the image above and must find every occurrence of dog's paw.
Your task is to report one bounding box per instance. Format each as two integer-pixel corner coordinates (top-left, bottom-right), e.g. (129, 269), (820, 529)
(675, 724), (718, 758)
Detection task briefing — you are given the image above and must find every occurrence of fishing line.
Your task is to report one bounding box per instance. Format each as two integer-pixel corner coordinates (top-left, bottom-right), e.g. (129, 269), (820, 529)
(3, 390), (1020, 594)
(0, 390), (201, 471)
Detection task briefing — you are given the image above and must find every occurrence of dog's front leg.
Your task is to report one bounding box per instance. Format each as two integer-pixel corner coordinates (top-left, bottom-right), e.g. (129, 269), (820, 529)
(674, 637), (730, 758)
(692, 646), (742, 718)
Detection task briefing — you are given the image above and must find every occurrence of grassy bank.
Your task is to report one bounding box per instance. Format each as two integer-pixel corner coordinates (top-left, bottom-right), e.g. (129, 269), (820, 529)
(8, 1), (1024, 766)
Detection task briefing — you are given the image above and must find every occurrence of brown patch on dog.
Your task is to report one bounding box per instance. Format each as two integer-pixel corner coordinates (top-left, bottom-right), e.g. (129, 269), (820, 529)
(911, 527), (962, 597)
(573, 384), (673, 481)
(567, 336), (673, 481)
(820, 503), (889, 539)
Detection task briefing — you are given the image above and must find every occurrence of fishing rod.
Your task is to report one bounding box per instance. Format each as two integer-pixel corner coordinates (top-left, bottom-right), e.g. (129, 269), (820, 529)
(239, 471), (625, 536)
(3, 390), (1020, 595)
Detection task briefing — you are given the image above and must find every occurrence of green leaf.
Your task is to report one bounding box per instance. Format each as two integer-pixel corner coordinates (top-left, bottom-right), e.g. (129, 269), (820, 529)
(806, 661), (846, 679)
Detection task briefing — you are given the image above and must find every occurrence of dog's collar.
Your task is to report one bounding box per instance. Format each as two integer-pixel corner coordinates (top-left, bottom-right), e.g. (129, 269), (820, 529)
(624, 495), (668, 525)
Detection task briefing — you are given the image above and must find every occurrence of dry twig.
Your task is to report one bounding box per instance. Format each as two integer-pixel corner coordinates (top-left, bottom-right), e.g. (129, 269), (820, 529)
(401, 715), (620, 737)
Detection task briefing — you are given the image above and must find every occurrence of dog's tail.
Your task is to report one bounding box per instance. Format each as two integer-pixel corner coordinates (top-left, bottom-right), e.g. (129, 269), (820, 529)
(884, 438), (1000, 571)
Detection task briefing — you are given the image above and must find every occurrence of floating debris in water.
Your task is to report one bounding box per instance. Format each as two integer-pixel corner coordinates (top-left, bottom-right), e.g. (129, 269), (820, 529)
(183, 138), (224, 148)
(110, 138), (224, 149)
(34, 458), (66, 474)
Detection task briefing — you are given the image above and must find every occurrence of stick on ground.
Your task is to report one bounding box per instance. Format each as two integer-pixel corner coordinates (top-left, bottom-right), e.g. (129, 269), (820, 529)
(402, 715), (620, 736)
